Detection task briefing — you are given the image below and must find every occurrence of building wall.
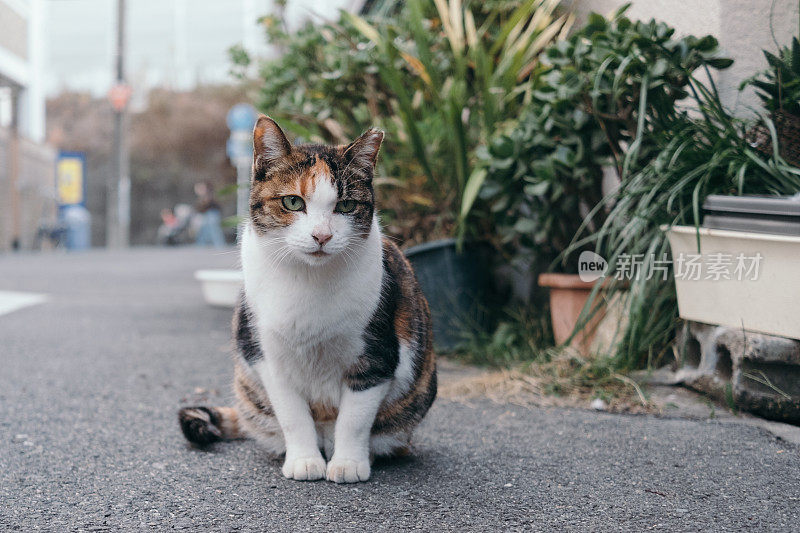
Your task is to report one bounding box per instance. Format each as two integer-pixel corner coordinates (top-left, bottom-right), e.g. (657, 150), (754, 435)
(572, 0), (800, 113)
(0, 0), (54, 251)
(0, 0), (46, 142)
(0, 127), (57, 251)
(0, 0), (28, 60)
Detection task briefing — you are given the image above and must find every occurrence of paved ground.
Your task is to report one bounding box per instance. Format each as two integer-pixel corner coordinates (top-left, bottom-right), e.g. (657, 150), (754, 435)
(1, 247), (799, 532)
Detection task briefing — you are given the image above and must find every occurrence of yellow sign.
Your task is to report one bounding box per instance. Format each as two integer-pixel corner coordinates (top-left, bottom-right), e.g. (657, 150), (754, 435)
(57, 154), (85, 206)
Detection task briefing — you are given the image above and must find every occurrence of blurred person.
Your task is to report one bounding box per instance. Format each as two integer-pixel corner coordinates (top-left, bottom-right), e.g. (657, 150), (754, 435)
(193, 181), (226, 248)
(156, 207), (179, 245)
(157, 204), (196, 246)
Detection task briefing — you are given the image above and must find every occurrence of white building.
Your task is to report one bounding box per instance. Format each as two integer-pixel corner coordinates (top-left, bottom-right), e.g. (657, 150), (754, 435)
(0, 0), (46, 141)
(0, 0), (55, 252)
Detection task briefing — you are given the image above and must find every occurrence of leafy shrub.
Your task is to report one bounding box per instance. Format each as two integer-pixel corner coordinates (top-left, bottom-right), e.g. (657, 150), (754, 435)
(346, 0), (572, 212)
(740, 36), (800, 167)
(743, 37), (800, 116)
(465, 5), (733, 273)
(472, 101), (608, 271)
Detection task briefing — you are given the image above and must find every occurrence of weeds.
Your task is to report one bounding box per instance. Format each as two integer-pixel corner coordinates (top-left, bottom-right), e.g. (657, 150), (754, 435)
(448, 313), (652, 410)
(441, 347), (654, 412)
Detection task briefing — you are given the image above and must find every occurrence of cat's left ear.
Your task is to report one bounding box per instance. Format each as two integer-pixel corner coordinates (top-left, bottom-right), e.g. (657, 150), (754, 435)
(253, 115), (292, 169)
(342, 128), (384, 172)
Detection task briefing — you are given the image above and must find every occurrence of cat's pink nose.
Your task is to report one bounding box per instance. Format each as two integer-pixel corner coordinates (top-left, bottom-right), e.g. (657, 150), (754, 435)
(312, 231), (332, 246)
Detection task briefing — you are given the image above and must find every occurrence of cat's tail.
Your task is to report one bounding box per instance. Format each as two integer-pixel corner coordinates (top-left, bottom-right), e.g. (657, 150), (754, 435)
(178, 406), (245, 445)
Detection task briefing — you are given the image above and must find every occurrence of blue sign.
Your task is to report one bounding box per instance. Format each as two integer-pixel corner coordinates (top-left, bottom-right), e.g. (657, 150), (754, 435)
(226, 103), (258, 132)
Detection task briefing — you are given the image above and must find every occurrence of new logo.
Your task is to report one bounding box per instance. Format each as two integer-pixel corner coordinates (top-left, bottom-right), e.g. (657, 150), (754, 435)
(578, 251), (608, 282)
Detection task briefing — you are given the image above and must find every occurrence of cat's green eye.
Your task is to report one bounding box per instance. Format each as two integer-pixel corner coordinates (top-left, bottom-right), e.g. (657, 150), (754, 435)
(335, 200), (357, 213)
(281, 195), (305, 212)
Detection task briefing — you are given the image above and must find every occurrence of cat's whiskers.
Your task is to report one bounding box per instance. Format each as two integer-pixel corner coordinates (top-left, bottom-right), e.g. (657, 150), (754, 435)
(340, 247), (357, 269)
(264, 244), (290, 271)
(270, 246), (295, 271)
(212, 249), (240, 256)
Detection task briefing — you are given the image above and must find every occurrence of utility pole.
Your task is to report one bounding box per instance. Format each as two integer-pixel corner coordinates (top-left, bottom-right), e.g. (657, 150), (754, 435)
(8, 89), (20, 250)
(108, 0), (130, 248)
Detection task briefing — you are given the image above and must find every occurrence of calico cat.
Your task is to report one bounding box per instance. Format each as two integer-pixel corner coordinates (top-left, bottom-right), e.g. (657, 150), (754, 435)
(179, 116), (436, 483)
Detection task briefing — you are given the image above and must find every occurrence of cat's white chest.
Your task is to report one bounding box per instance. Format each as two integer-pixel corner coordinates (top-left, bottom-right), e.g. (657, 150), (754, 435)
(240, 223), (382, 352)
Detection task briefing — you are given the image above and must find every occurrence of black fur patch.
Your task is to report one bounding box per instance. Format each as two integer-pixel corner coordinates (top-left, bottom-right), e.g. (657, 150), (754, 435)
(178, 407), (223, 446)
(346, 256), (401, 391)
(234, 295), (263, 364)
(252, 166), (267, 182)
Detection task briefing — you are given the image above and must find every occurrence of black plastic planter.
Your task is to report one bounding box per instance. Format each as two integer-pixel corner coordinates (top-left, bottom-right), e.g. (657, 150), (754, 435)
(404, 238), (495, 351)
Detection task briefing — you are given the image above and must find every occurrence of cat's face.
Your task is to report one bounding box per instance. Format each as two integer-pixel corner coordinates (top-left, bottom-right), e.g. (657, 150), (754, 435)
(248, 116), (384, 266)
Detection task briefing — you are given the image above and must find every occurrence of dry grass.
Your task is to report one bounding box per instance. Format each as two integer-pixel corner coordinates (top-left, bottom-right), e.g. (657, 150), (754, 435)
(439, 350), (660, 415)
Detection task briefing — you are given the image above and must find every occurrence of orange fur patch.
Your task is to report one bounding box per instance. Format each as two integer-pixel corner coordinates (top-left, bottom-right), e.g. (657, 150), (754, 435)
(250, 157), (336, 231)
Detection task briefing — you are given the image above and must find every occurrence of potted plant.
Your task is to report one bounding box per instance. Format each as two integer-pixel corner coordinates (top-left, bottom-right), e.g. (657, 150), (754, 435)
(463, 7), (736, 356)
(664, 35), (800, 341)
(467, 98), (609, 353)
(581, 52), (800, 368)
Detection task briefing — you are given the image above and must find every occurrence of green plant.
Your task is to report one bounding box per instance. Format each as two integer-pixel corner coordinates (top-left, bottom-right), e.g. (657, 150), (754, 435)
(742, 37), (800, 116)
(345, 0), (572, 226)
(464, 5), (733, 271)
(739, 34), (800, 167)
(468, 94), (609, 271)
(537, 7), (732, 178)
(573, 78), (800, 368)
(452, 307), (553, 366)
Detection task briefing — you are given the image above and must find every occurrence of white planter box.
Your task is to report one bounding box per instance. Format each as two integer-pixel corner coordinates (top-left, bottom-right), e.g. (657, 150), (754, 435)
(666, 226), (800, 340)
(194, 269), (244, 308)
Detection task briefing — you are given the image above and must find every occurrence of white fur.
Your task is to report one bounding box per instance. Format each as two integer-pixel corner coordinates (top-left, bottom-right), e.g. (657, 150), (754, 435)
(370, 432), (410, 456)
(283, 179), (360, 266)
(327, 382), (390, 483)
(386, 343), (416, 403)
(241, 182), (392, 482)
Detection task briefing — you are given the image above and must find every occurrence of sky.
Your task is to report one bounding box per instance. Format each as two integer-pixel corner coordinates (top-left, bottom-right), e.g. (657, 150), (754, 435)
(44, 0), (361, 97)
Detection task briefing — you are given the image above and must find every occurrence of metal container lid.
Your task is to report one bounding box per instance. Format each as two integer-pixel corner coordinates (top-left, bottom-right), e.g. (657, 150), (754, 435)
(703, 194), (800, 236)
(703, 194), (800, 217)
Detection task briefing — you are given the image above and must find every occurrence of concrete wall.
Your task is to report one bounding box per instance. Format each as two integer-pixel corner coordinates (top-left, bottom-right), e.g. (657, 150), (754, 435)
(571, 0), (800, 113)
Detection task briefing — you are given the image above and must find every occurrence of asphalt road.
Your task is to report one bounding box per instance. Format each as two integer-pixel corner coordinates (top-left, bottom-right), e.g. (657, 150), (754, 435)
(1, 247), (799, 532)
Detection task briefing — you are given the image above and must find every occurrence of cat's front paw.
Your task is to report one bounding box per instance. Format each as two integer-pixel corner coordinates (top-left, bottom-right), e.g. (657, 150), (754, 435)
(282, 454), (326, 481)
(326, 456), (370, 483)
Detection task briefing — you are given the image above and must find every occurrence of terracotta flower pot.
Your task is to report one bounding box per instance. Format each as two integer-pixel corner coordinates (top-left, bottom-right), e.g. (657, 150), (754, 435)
(538, 273), (607, 356)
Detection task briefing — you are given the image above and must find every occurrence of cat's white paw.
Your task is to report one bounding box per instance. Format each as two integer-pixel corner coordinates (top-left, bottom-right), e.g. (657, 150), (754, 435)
(282, 455), (326, 481)
(326, 456), (371, 483)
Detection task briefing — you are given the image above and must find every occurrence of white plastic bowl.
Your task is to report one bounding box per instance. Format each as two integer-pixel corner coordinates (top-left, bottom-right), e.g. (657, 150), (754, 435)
(194, 269), (244, 308)
(666, 225), (800, 339)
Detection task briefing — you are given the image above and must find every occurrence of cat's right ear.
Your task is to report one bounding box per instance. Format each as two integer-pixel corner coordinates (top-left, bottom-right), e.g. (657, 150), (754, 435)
(253, 115), (291, 173)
